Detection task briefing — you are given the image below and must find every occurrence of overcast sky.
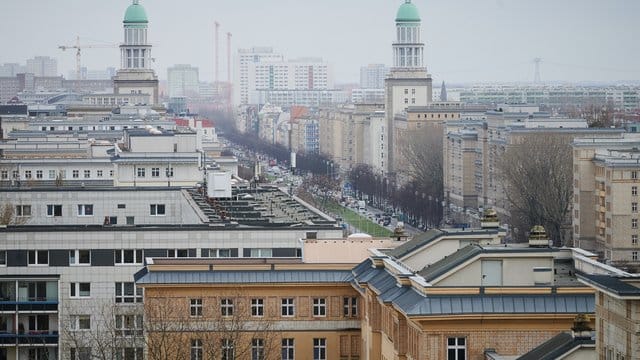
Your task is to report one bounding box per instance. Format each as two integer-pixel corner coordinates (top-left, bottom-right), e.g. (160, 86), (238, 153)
(1, 0), (638, 84)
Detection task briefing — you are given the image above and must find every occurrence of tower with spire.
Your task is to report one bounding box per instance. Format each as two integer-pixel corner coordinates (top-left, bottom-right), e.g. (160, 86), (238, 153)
(440, 81), (447, 101)
(385, 0), (433, 174)
(113, 0), (159, 105)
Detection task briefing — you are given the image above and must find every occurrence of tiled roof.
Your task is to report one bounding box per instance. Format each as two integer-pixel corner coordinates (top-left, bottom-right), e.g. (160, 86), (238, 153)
(418, 244), (483, 282)
(517, 332), (594, 360)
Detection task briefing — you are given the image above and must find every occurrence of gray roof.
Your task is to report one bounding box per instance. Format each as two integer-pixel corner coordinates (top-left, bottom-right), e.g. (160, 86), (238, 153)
(578, 274), (640, 297)
(387, 229), (443, 258)
(418, 244), (483, 281)
(136, 270), (354, 285)
(353, 262), (595, 317)
(517, 332), (594, 360)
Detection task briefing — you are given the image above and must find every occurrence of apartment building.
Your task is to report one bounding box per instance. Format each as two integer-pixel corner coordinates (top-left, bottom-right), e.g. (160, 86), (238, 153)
(572, 134), (640, 268)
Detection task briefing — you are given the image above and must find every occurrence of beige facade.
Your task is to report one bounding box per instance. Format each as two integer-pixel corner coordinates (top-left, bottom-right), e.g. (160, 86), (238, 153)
(573, 134), (640, 268)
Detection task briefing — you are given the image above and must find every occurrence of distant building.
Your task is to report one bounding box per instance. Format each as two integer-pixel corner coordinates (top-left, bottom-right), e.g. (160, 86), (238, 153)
(351, 88), (385, 104)
(25, 56), (58, 77)
(112, 0), (159, 105)
(234, 47), (284, 105)
(359, 64), (388, 89)
(0, 63), (25, 77)
(385, 0), (433, 174)
(167, 64), (200, 98)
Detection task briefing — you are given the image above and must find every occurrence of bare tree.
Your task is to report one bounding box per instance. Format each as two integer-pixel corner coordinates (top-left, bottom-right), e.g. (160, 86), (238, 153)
(497, 134), (573, 245)
(0, 202), (29, 225)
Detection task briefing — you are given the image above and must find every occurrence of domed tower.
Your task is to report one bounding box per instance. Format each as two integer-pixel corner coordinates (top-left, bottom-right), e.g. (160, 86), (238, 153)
(385, 0), (433, 174)
(113, 0), (159, 105)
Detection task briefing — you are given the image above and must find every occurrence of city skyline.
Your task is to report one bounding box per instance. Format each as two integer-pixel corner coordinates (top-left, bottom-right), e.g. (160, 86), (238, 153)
(0, 0), (639, 84)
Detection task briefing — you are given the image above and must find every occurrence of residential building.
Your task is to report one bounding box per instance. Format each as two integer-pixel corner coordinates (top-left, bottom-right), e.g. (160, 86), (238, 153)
(352, 88), (385, 104)
(167, 64), (200, 98)
(360, 64), (388, 89)
(25, 56), (58, 77)
(385, 0), (433, 174)
(234, 47), (284, 106)
(572, 134), (640, 268)
(291, 117), (319, 155)
(579, 274), (640, 359)
(0, 63), (25, 77)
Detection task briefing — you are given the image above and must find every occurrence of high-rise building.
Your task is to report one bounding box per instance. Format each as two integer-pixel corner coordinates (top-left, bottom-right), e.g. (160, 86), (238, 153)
(25, 56), (58, 77)
(0, 63), (25, 77)
(359, 64), (388, 89)
(385, 0), (433, 174)
(167, 64), (200, 98)
(234, 47), (284, 105)
(113, 0), (159, 105)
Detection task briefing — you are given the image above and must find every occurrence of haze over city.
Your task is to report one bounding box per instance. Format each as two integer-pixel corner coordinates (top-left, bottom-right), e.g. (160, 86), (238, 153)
(1, 0), (639, 83)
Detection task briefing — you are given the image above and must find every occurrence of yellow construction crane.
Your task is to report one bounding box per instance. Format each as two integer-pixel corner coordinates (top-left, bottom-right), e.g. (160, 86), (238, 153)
(58, 36), (117, 80)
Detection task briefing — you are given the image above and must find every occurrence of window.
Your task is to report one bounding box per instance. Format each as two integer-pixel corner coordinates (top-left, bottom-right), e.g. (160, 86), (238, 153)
(30, 349), (51, 360)
(16, 205), (31, 217)
(70, 250), (91, 265)
(118, 204), (126, 209)
(12, 170), (18, 179)
(633, 219), (638, 229)
(36, 170), (43, 179)
(28, 250), (48, 265)
(126, 216), (135, 225)
(97, 170), (103, 178)
(115, 314), (143, 336)
(152, 167), (160, 177)
(313, 298), (326, 317)
(221, 298), (234, 316)
(84, 170), (91, 178)
(203, 248), (232, 258)
(343, 297), (358, 317)
(48, 170), (56, 179)
(634, 203), (638, 213)
(73, 170), (80, 178)
(70, 347), (91, 360)
(633, 186), (638, 196)
(165, 167), (174, 177)
(282, 298), (295, 317)
(447, 337), (466, 360)
(313, 338), (326, 360)
(1, 170), (7, 179)
(136, 167), (145, 177)
(115, 250), (143, 264)
(71, 315), (91, 330)
(282, 338), (295, 360)
(221, 339), (235, 360)
(70, 283), (91, 298)
(251, 298), (264, 317)
(633, 252), (638, 261)
(191, 339), (203, 360)
(190, 299), (203, 317)
(250, 248), (272, 257)
(633, 235), (638, 245)
(252, 338), (264, 360)
(0, 251), (6, 266)
(46, 204), (62, 217)
(77, 204), (94, 216)
(150, 204), (166, 216)
(115, 347), (143, 360)
(115, 282), (143, 303)
(633, 171), (638, 180)
(167, 249), (189, 258)
(24, 170), (32, 179)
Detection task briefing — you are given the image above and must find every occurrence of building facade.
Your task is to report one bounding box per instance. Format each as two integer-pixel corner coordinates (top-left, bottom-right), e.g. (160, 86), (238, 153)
(360, 64), (388, 89)
(167, 64), (200, 99)
(25, 56), (58, 77)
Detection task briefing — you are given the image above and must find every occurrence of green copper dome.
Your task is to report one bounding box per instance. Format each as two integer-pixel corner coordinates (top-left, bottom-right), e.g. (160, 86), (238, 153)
(124, 1), (148, 24)
(396, 1), (420, 22)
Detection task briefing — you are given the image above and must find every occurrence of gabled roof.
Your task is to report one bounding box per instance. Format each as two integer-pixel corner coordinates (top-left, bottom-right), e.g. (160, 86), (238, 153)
(387, 229), (443, 258)
(418, 244), (483, 282)
(137, 270), (353, 285)
(517, 332), (594, 360)
(578, 274), (640, 297)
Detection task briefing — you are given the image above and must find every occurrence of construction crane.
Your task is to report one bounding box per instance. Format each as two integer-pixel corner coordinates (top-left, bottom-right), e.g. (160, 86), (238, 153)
(58, 36), (117, 80)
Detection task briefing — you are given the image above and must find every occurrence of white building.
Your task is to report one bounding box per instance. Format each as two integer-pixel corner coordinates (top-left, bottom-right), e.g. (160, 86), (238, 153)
(234, 47), (284, 106)
(25, 56), (58, 77)
(167, 64), (200, 98)
(360, 64), (388, 89)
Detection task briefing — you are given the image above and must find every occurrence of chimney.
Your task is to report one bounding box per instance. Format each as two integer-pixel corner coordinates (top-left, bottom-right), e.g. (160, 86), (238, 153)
(571, 314), (593, 339)
(528, 225), (551, 248)
(480, 208), (499, 229)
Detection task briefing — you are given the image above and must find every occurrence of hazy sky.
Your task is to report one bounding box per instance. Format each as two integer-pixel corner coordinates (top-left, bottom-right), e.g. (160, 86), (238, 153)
(1, 0), (639, 84)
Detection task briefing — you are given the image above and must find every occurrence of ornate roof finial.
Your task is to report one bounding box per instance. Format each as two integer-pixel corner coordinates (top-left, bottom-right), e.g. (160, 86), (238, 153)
(133, 0), (139, 5)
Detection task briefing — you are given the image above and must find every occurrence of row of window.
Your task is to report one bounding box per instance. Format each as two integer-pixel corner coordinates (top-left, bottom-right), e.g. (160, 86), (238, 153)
(0, 247), (286, 267)
(189, 297), (358, 318)
(71, 347), (143, 360)
(190, 338), (324, 360)
(1, 169), (113, 180)
(68, 282), (143, 303)
(14, 203), (167, 218)
(136, 167), (174, 178)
